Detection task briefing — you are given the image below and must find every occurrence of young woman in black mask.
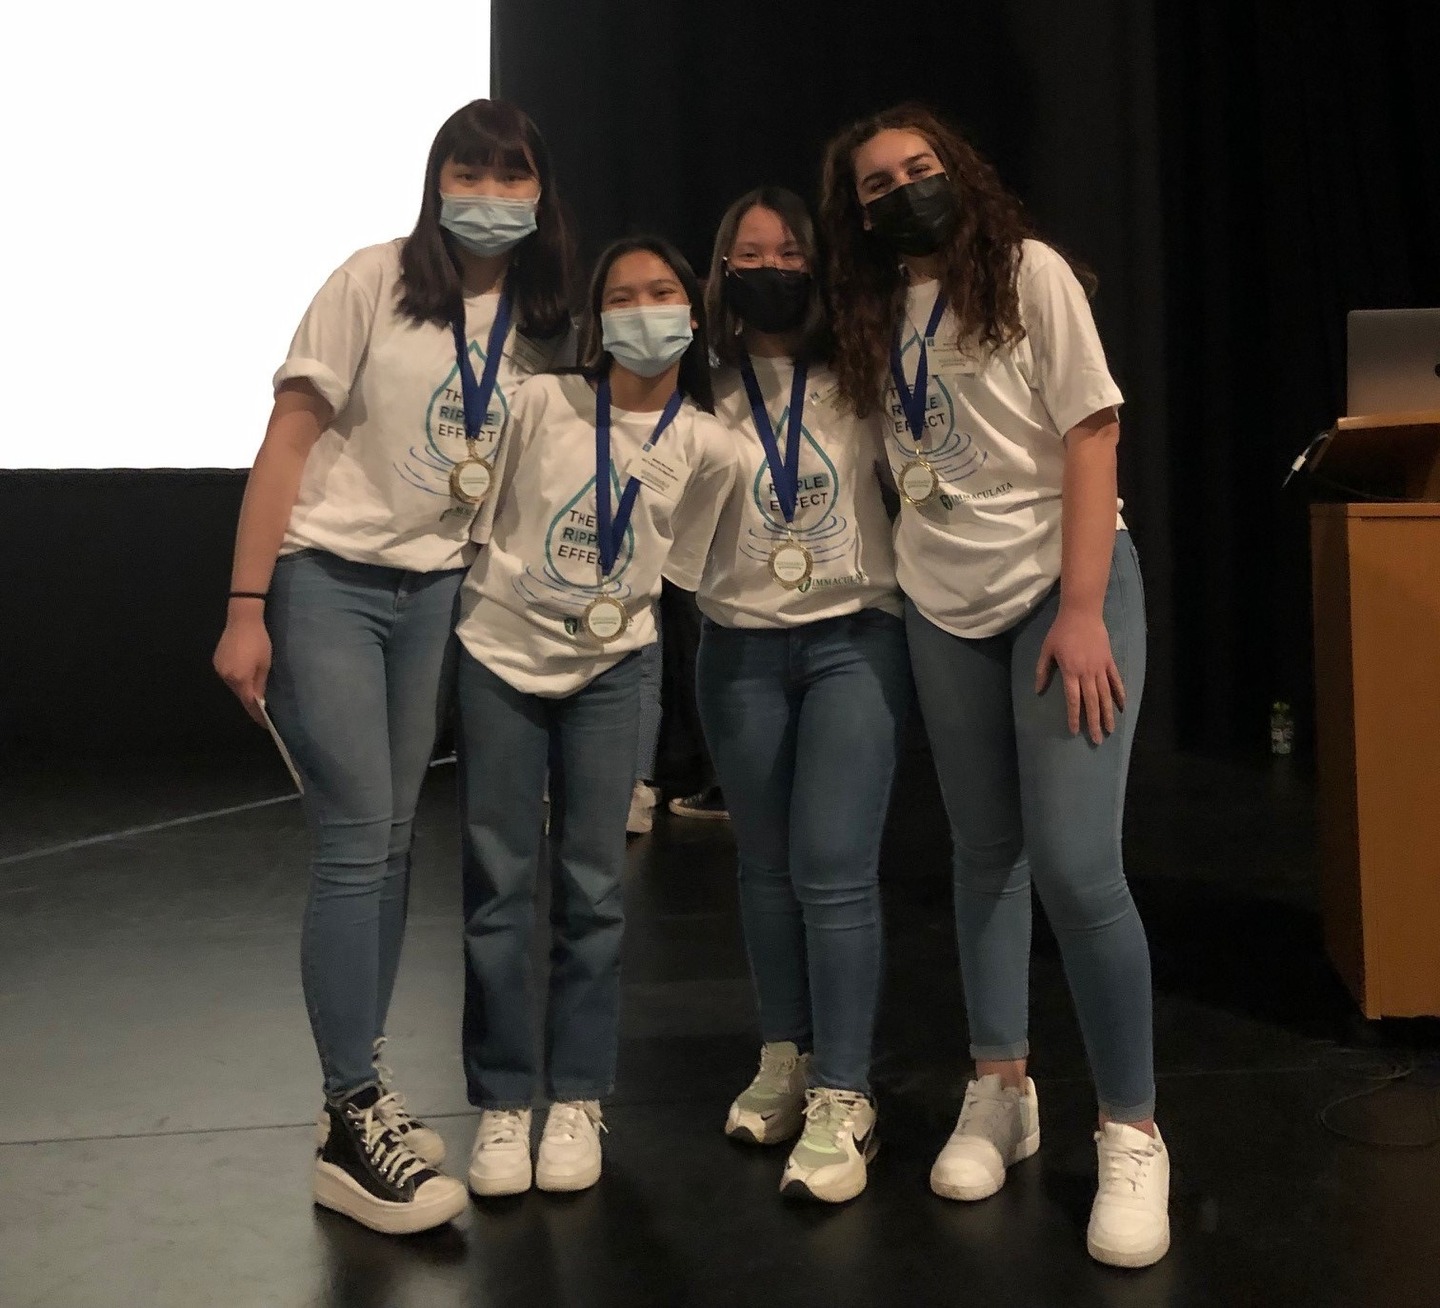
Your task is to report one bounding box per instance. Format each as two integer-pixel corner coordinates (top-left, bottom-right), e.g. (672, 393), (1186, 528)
(695, 188), (910, 1204)
(821, 105), (1165, 1267)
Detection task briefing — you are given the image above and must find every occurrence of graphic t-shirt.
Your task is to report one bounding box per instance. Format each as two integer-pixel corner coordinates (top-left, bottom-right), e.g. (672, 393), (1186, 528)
(698, 358), (900, 628)
(456, 372), (736, 696)
(275, 239), (569, 572)
(882, 238), (1125, 638)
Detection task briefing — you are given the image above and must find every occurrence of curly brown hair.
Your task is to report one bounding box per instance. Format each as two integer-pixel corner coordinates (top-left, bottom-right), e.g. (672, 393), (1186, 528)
(820, 103), (1039, 417)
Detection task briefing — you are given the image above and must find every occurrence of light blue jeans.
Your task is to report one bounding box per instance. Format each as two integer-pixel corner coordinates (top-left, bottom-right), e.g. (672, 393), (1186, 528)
(904, 533), (1154, 1121)
(696, 609), (912, 1094)
(265, 548), (465, 1097)
(458, 648), (642, 1108)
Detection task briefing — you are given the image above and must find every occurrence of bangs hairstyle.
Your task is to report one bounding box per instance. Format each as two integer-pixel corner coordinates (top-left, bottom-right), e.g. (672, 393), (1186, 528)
(398, 99), (575, 339)
(578, 236), (715, 413)
(820, 102), (1088, 417)
(704, 186), (833, 369)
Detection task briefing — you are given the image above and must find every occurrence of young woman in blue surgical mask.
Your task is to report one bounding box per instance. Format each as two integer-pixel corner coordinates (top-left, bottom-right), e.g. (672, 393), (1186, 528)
(821, 104), (1167, 1268)
(694, 188), (909, 1205)
(212, 99), (573, 1236)
(454, 236), (734, 1199)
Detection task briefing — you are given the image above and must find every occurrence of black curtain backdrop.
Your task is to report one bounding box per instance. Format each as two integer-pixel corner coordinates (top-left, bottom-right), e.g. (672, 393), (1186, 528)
(4, 2), (1438, 761)
(1156, 2), (1440, 751)
(493, 0), (1440, 753)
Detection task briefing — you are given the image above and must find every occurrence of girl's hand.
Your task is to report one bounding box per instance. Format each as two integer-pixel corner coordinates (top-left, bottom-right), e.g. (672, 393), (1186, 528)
(213, 606), (272, 725)
(1035, 607), (1126, 745)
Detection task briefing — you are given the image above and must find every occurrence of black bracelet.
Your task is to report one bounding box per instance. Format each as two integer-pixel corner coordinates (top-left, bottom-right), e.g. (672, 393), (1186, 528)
(229, 591), (268, 600)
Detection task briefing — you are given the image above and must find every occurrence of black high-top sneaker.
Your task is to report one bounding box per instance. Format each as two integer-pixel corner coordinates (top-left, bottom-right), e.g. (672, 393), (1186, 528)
(312, 1040), (445, 1167)
(371, 1038), (446, 1165)
(312, 1084), (467, 1235)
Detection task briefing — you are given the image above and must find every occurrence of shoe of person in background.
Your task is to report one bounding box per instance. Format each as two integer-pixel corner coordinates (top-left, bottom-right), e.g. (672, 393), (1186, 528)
(627, 781), (659, 835)
(667, 784), (729, 821)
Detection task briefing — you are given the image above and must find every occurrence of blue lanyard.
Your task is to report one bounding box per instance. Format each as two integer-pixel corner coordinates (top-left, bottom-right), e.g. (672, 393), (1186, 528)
(738, 356), (809, 526)
(594, 378), (684, 578)
(888, 290), (948, 448)
(449, 291), (515, 443)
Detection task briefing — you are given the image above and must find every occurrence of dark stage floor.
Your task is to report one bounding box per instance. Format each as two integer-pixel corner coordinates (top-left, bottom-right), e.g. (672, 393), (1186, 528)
(2, 745), (1438, 1308)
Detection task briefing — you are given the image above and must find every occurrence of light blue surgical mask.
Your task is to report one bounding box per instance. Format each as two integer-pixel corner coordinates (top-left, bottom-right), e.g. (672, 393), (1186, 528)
(601, 305), (694, 378)
(439, 194), (538, 256)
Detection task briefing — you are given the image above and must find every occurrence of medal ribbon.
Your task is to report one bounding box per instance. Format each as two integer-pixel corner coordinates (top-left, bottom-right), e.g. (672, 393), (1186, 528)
(450, 290), (515, 447)
(888, 290), (948, 451)
(739, 356), (809, 527)
(595, 377), (684, 578)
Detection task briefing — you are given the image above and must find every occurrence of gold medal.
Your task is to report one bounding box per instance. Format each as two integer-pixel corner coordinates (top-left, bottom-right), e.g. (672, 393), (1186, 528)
(448, 455), (493, 506)
(768, 540), (813, 590)
(898, 458), (940, 507)
(581, 596), (628, 643)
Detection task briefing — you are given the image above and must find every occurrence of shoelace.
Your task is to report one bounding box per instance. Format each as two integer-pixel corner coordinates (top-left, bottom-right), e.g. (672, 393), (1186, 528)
(372, 1039), (420, 1130)
(349, 1105), (428, 1186)
(546, 1103), (607, 1142)
(957, 1086), (1012, 1138)
(800, 1088), (864, 1143)
(1098, 1135), (1159, 1194)
(751, 1046), (799, 1095)
(478, 1110), (529, 1147)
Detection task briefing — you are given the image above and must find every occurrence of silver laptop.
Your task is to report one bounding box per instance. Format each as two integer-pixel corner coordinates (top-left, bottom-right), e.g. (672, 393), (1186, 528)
(1346, 308), (1440, 416)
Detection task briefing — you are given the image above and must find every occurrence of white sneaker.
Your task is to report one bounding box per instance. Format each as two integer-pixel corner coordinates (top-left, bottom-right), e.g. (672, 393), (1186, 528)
(535, 1101), (605, 1192)
(930, 1074), (1041, 1201)
(1087, 1122), (1171, 1267)
(468, 1108), (533, 1197)
(779, 1088), (878, 1204)
(725, 1041), (811, 1144)
(626, 782), (659, 835)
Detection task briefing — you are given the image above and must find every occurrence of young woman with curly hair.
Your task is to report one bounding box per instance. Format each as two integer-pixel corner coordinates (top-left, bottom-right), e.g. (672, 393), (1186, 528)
(820, 103), (1168, 1268)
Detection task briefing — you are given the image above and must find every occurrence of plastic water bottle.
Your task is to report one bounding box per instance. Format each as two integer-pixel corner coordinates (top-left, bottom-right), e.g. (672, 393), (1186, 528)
(1269, 702), (1294, 756)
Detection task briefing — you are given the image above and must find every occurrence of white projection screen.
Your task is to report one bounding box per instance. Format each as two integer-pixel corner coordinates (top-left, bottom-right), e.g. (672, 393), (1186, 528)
(1, 2), (491, 469)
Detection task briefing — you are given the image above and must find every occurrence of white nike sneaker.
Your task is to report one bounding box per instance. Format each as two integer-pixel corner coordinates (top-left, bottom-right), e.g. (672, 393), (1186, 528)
(930, 1074), (1040, 1201)
(1087, 1122), (1171, 1267)
(725, 1041), (812, 1145)
(779, 1088), (878, 1204)
(468, 1108), (533, 1197)
(535, 1100), (605, 1193)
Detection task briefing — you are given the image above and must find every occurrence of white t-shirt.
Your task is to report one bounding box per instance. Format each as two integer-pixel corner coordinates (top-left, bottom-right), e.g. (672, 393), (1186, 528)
(698, 357), (901, 628)
(457, 372), (736, 697)
(274, 239), (569, 573)
(882, 238), (1125, 638)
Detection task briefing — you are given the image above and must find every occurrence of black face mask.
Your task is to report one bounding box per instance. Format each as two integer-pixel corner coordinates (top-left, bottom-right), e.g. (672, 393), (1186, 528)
(723, 265), (813, 334)
(864, 174), (960, 256)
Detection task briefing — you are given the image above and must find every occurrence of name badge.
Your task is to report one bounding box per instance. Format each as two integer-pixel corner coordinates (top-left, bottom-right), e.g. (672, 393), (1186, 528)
(628, 444), (688, 501)
(925, 339), (981, 374)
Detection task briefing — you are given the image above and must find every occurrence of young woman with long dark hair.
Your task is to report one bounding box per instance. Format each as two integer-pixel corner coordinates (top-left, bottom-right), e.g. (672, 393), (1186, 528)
(694, 187), (908, 1204)
(456, 236), (734, 1198)
(213, 98), (574, 1234)
(821, 104), (1167, 1267)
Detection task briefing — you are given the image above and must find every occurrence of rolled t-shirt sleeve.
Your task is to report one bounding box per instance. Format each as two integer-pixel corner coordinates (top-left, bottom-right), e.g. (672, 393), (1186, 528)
(663, 419), (738, 592)
(1019, 241), (1124, 438)
(272, 261), (382, 416)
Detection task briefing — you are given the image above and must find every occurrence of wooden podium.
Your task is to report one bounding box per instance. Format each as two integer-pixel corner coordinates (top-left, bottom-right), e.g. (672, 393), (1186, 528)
(1310, 411), (1440, 1018)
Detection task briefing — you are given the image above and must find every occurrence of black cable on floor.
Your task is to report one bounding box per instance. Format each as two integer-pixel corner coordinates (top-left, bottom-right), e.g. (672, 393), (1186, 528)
(1316, 1054), (1440, 1149)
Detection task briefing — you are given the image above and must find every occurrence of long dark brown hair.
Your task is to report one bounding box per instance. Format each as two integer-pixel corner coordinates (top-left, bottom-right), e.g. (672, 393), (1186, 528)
(821, 103), (1056, 417)
(398, 99), (574, 339)
(577, 236), (715, 413)
(704, 186), (833, 368)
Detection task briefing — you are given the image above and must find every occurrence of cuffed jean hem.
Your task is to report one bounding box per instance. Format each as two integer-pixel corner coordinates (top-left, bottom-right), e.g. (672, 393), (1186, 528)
(970, 1040), (1032, 1062)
